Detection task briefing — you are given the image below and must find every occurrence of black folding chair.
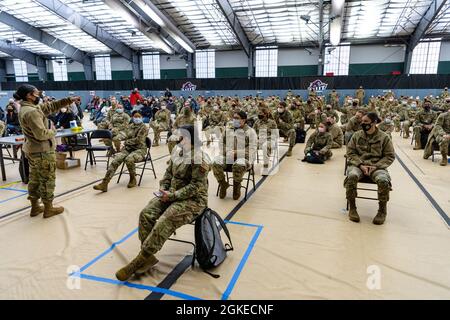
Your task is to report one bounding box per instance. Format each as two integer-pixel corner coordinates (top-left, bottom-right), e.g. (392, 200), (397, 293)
(84, 130), (113, 170)
(117, 137), (157, 185)
(216, 164), (256, 200)
(431, 140), (450, 162)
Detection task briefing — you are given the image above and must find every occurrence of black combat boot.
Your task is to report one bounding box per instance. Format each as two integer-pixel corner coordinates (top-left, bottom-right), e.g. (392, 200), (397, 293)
(373, 201), (387, 225)
(233, 181), (241, 200)
(348, 198), (360, 223)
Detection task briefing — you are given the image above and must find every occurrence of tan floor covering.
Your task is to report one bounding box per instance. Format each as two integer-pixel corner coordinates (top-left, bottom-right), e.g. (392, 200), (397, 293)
(0, 122), (449, 300)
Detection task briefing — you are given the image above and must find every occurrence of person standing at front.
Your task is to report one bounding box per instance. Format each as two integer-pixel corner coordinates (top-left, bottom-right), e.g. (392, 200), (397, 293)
(15, 84), (79, 218)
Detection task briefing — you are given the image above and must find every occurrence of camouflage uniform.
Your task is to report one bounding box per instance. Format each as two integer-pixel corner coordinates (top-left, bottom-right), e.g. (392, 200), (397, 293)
(378, 120), (394, 139)
(0, 120), (5, 136)
(139, 149), (210, 255)
(150, 108), (171, 145)
(423, 111), (450, 164)
(167, 108), (196, 154)
(329, 91), (340, 109)
(355, 89), (365, 104)
(273, 110), (296, 148)
(290, 106), (305, 130)
(253, 117), (278, 166)
(198, 102), (213, 120)
(402, 108), (417, 138)
(324, 108), (340, 123)
(212, 125), (257, 185)
(345, 128), (395, 202)
(18, 98), (72, 202)
(304, 131), (333, 160)
(204, 108), (227, 143)
(102, 122), (149, 183)
(344, 115), (362, 144)
(328, 123), (343, 148)
(102, 111), (130, 153)
(413, 109), (437, 148)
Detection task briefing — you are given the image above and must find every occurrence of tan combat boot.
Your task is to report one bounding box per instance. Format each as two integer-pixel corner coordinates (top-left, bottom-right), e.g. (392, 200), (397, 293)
(134, 254), (159, 276)
(30, 199), (44, 217)
(233, 181), (241, 200)
(348, 198), (360, 223)
(286, 147), (293, 157)
(127, 174), (137, 188)
(440, 154), (448, 166)
(43, 200), (64, 219)
(373, 201), (387, 225)
(413, 141), (421, 150)
(93, 180), (109, 192)
(115, 251), (151, 281)
(219, 180), (229, 199)
(153, 139), (159, 147)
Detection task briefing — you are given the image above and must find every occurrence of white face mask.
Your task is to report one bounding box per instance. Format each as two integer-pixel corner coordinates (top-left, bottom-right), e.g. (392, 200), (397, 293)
(277, 108), (284, 113)
(61, 108), (67, 113)
(318, 127), (326, 133)
(161, 105), (167, 110)
(233, 119), (241, 128)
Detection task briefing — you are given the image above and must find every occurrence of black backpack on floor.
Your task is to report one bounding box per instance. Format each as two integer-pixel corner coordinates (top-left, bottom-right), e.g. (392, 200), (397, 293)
(296, 129), (306, 143)
(195, 208), (233, 278)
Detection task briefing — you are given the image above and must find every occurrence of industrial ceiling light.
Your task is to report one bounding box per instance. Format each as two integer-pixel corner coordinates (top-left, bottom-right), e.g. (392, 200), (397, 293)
(300, 15), (311, 23)
(16, 38), (26, 43)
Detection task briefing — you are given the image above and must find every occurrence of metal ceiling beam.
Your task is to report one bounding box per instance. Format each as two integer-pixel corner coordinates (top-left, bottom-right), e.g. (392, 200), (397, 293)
(34, 0), (141, 79)
(404, 0), (448, 74)
(0, 11), (93, 80)
(139, 0), (196, 53)
(0, 40), (47, 81)
(215, 0), (252, 57)
(103, 0), (174, 54)
(317, 0), (325, 75)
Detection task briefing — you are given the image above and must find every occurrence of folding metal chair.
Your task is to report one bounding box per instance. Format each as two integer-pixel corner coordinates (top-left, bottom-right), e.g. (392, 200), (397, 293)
(216, 164), (256, 200)
(84, 130), (113, 170)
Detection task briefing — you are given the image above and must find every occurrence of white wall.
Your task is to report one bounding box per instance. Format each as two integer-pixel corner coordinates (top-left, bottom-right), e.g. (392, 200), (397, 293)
(278, 48), (320, 66)
(67, 61), (85, 72)
(216, 50), (248, 67)
(160, 54), (186, 69)
(350, 45), (405, 64)
(110, 56), (132, 71)
(439, 42), (450, 61)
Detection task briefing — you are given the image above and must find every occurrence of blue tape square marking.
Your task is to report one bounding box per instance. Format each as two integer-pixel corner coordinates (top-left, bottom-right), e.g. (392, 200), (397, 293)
(74, 220), (263, 300)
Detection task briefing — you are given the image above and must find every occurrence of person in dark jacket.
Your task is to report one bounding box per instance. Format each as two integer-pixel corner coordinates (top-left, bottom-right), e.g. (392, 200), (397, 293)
(140, 102), (153, 123)
(6, 105), (21, 134)
(54, 107), (80, 129)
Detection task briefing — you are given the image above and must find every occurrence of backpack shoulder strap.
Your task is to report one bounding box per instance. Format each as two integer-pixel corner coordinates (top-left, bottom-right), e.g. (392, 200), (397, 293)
(210, 210), (234, 251)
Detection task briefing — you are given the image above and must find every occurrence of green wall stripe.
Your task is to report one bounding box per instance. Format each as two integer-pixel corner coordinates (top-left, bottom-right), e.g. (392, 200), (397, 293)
(438, 61), (450, 74)
(349, 62), (404, 75)
(216, 67), (248, 78)
(160, 69), (187, 79)
(278, 65), (318, 77)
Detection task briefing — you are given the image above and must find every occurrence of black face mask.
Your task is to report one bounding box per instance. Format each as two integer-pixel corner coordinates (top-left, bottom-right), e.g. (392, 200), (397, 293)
(353, 102), (358, 107)
(33, 96), (40, 105)
(362, 123), (372, 132)
(326, 121), (332, 126)
(258, 114), (265, 120)
(424, 106), (431, 110)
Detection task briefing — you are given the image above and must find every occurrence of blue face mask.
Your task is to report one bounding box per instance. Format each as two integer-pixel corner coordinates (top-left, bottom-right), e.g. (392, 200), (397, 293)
(116, 108), (124, 113)
(233, 119), (241, 129)
(133, 117), (143, 124)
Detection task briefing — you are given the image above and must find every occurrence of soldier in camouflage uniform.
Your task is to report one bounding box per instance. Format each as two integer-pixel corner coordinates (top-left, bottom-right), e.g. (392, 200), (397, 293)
(355, 86), (365, 104)
(115, 125), (210, 281)
(441, 87), (449, 99)
(273, 101), (296, 156)
(93, 111), (149, 192)
(413, 101), (437, 150)
(329, 89), (340, 110)
(16, 84), (78, 218)
(327, 116), (343, 149)
(345, 112), (395, 225)
(290, 101), (305, 131)
(378, 117), (394, 139)
(344, 109), (366, 144)
(401, 103), (418, 139)
(150, 102), (171, 146)
(253, 106), (278, 174)
(167, 105), (196, 154)
(303, 122), (333, 161)
(304, 99), (316, 126)
(393, 101), (409, 132)
(213, 111), (257, 200)
(423, 107), (450, 166)
(204, 105), (227, 146)
(99, 104), (130, 155)
(324, 104), (339, 124)
(198, 99), (213, 120)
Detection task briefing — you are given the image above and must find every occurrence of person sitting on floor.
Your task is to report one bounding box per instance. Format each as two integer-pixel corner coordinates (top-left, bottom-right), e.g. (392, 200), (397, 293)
(93, 111), (149, 192)
(115, 124), (210, 281)
(423, 104), (450, 166)
(344, 112), (395, 225)
(302, 122), (333, 164)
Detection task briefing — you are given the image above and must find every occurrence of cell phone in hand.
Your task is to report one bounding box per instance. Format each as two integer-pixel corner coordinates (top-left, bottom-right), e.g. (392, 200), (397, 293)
(153, 191), (164, 198)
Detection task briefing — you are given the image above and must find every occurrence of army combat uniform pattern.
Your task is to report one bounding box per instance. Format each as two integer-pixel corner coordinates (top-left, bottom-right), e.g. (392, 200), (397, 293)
(304, 131), (333, 160)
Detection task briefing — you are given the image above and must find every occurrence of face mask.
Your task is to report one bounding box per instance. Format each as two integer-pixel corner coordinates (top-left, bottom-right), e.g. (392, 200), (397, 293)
(116, 108), (124, 113)
(362, 123), (372, 132)
(411, 104), (417, 108)
(318, 127), (326, 133)
(33, 96), (40, 105)
(424, 105), (431, 110)
(61, 108), (67, 113)
(258, 114), (265, 120)
(233, 119), (241, 128)
(213, 106), (219, 111)
(161, 105), (167, 110)
(352, 102), (358, 107)
(326, 121), (332, 126)
(385, 119), (392, 124)
(277, 108), (284, 113)
(133, 117), (143, 124)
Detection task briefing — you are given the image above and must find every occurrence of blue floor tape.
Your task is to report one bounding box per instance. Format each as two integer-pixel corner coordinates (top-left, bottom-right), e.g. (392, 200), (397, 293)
(0, 187), (28, 193)
(221, 225), (263, 300)
(0, 193), (27, 204)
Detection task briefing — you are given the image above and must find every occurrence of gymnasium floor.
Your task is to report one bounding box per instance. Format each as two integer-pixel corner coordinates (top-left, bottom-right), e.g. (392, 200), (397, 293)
(0, 120), (449, 300)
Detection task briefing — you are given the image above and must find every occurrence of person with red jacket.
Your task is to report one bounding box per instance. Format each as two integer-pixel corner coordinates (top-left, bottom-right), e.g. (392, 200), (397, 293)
(130, 88), (143, 107)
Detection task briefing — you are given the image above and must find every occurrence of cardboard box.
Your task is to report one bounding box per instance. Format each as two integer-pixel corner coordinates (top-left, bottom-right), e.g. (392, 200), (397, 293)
(56, 158), (81, 170)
